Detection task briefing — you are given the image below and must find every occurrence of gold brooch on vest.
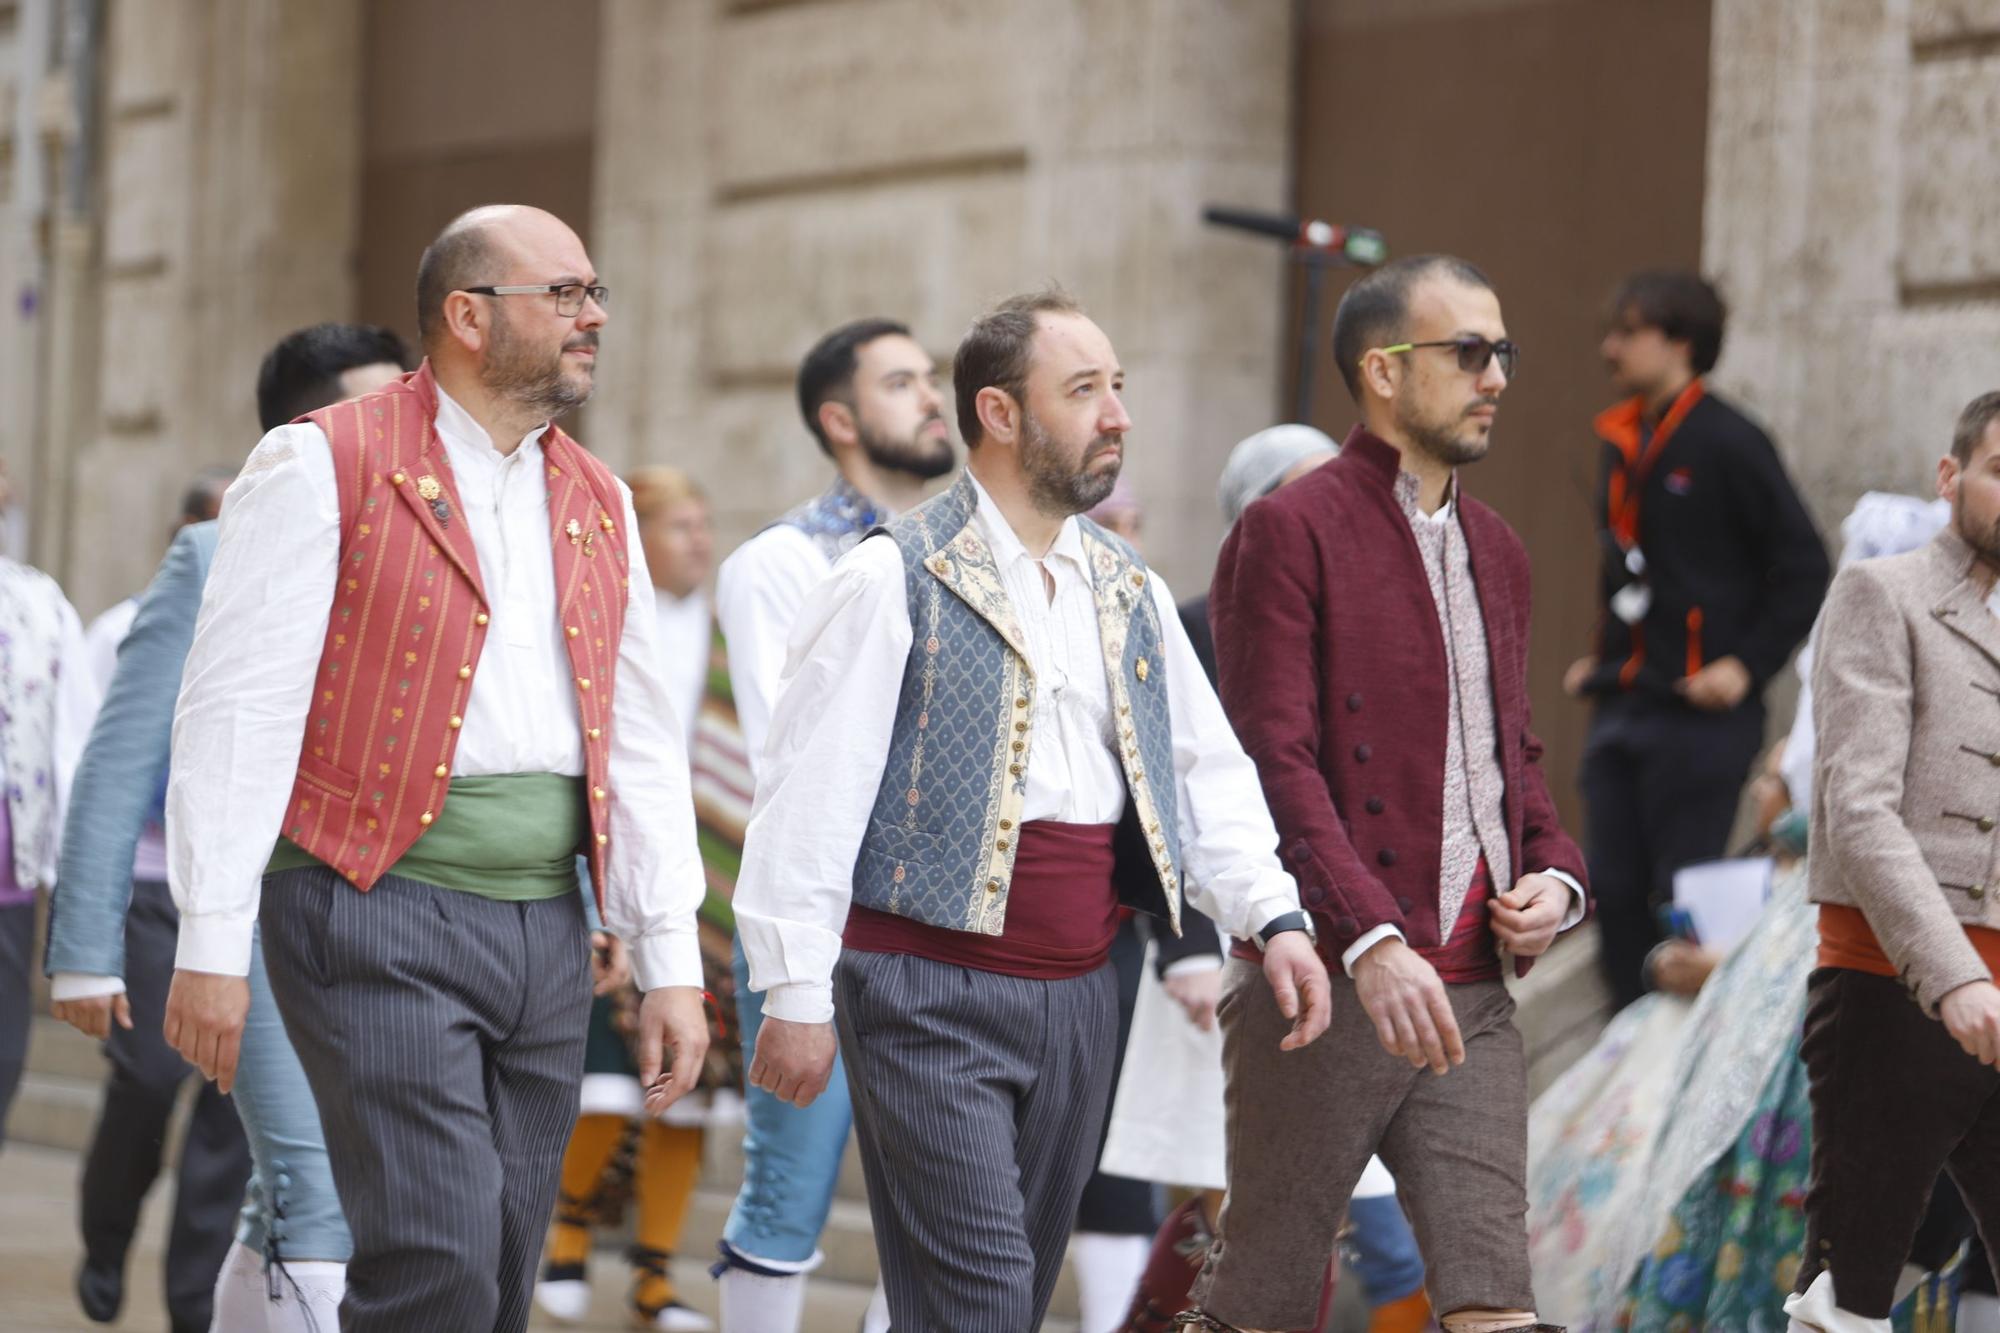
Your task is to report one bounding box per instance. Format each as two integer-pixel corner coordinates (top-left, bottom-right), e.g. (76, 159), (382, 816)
(416, 475), (451, 527)
(565, 518), (597, 556)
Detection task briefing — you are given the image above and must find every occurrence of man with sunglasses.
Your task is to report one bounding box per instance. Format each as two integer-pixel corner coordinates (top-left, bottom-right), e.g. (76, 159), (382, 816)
(1190, 255), (1587, 1333)
(159, 204), (711, 1331)
(1564, 270), (1827, 1010)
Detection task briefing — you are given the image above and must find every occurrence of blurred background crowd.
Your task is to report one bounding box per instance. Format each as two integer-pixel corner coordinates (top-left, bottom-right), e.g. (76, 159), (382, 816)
(3, 1), (1999, 1330)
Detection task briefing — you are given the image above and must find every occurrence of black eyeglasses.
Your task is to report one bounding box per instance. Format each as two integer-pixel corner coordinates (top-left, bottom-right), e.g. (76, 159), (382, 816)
(1376, 335), (1519, 379)
(460, 283), (610, 318)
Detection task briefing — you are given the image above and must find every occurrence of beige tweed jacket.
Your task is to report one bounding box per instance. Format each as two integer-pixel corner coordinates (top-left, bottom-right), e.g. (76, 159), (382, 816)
(1809, 525), (2000, 1014)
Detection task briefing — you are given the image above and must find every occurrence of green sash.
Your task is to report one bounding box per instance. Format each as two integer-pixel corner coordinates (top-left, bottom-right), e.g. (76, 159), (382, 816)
(267, 773), (583, 901)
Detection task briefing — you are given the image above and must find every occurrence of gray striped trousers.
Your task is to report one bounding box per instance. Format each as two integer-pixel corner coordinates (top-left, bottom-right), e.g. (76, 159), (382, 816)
(834, 949), (1118, 1332)
(260, 866), (592, 1333)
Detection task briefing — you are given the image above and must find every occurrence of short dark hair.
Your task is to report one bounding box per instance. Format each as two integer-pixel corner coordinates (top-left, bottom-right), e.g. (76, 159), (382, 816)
(255, 322), (413, 431)
(1609, 270), (1727, 375)
(795, 317), (912, 457)
(952, 287), (1086, 446)
(1952, 390), (2000, 465)
(415, 212), (505, 346)
(1330, 255), (1494, 399)
(179, 464), (240, 523)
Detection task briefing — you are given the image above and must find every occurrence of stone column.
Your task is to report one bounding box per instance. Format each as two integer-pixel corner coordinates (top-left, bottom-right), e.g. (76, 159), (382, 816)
(590, 0), (1294, 592)
(1704, 0), (2000, 525)
(60, 0), (363, 614)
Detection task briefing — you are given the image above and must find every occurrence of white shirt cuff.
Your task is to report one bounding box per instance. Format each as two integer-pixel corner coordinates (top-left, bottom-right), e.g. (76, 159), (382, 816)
(629, 929), (705, 995)
(1162, 954), (1224, 979)
(49, 973), (126, 1002)
(172, 914), (255, 977)
(1541, 868), (1588, 932)
(759, 982), (835, 1026)
(1341, 923), (1406, 976)
(1241, 891), (1307, 943)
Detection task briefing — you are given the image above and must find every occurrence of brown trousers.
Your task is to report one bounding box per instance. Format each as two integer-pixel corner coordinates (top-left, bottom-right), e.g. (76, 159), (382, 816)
(1193, 960), (1533, 1330)
(1795, 967), (2000, 1318)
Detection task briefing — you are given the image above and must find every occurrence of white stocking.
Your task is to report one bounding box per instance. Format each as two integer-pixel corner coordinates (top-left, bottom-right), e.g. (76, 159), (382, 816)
(209, 1241), (267, 1332)
(1438, 1313), (1539, 1333)
(1959, 1292), (2000, 1333)
(717, 1269), (807, 1333)
(1073, 1232), (1151, 1333)
(860, 1280), (892, 1333)
(260, 1260), (346, 1333)
(1783, 1269), (1893, 1333)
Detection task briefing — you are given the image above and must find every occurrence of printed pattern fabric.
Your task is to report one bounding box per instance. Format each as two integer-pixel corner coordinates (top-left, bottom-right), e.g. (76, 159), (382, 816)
(1527, 993), (1694, 1324)
(1612, 1028), (1812, 1331)
(1613, 1034), (1963, 1332)
(859, 472), (1182, 937)
(0, 559), (67, 892)
(1529, 860), (1962, 1331)
(1393, 471), (1511, 938)
(773, 477), (887, 565)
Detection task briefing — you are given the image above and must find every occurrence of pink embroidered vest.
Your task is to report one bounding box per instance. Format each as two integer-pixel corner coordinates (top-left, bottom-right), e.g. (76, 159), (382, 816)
(281, 362), (627, 910)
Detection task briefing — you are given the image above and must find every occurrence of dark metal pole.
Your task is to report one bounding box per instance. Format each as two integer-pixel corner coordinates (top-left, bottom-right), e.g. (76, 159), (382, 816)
(1293, 250), (1331, 425)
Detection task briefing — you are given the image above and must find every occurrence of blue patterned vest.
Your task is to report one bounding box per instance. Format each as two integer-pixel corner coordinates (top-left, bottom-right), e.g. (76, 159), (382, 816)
(854, 472), (1183, 937)
(769, 476), (886, 564)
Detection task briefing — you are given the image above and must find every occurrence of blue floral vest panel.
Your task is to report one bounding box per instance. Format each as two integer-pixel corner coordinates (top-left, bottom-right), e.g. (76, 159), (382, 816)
(769, 477), (886, 564)
(854, 472), (1183, 937)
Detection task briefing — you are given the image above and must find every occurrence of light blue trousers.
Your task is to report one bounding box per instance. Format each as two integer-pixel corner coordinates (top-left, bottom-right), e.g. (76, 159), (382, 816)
(231, 926), (351, 1262)
(718, 935), (852, 1269)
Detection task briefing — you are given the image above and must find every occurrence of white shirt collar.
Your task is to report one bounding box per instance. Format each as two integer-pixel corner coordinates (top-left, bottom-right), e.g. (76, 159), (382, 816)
(655, 585), (708, 618)
(433, 384), (550, 468)
(965, 470), (1089, 572)
(1394, 468), (1459, 527)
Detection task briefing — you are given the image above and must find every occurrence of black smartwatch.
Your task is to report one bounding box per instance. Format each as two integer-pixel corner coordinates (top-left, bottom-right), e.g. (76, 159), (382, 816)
(1256, 910), (1318, 948)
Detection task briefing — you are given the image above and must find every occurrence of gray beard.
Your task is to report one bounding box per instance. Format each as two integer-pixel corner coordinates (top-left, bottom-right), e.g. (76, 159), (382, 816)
(483, 316), (593, 418)
(1021, 413), (1118, 516)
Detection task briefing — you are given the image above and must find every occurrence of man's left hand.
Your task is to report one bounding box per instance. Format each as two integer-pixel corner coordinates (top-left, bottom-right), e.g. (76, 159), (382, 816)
(589, 931), (630, 996)
(1676, 655), (1752, 712)
(1163, 966), (1223, 1032)
(637, 985), (710, 1114)
(1260, 932), (1331, 1051)
(1490, 874), (1568, 958)
(747, 1015), (839, 1108)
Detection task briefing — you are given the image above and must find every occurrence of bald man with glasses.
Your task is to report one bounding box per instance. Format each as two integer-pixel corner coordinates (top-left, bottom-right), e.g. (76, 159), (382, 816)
(162, 205), (710, 1332)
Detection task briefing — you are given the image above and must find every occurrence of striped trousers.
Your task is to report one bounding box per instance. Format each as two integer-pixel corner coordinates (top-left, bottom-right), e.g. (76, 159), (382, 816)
(261, 866), (592, 1333)
(834, 949), (1118, 1332)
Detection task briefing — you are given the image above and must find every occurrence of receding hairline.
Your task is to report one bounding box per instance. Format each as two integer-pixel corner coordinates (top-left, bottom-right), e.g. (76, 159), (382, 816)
(415, 205), (589, 345)
(437, 203), (569, 251)
(1027, 309), (1120, 380)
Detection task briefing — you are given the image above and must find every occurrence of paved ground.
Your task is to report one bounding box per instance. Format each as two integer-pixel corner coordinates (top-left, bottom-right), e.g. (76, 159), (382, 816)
(0, 1142), (855, 1333)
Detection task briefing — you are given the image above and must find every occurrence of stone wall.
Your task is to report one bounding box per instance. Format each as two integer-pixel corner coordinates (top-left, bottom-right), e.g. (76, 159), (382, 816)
(1705, 0), (2000, 531)
(55, 0), (363, 615)
(588, 0), (1297, 595)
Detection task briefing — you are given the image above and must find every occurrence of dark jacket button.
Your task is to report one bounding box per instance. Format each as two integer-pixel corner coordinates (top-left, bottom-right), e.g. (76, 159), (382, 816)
(1306, 886), (1327, 907)
(1334, 917), (1359, 937)
(1288, 842), (1310, 864)
(1396, 896), (1414, 913)
(1366, 797), (1385, 815)
(1378, 848), (1397, 867)
(1354, 744), (1371, 763)
(1346, 693), (1363, 713)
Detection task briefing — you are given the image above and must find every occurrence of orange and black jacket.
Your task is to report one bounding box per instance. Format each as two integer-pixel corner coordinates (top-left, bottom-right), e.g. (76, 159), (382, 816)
(1582, 381), (1829, 703)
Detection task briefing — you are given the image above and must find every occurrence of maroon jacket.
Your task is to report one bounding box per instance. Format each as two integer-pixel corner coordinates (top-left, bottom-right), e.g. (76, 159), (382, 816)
(1211, 428), (1587, 977)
